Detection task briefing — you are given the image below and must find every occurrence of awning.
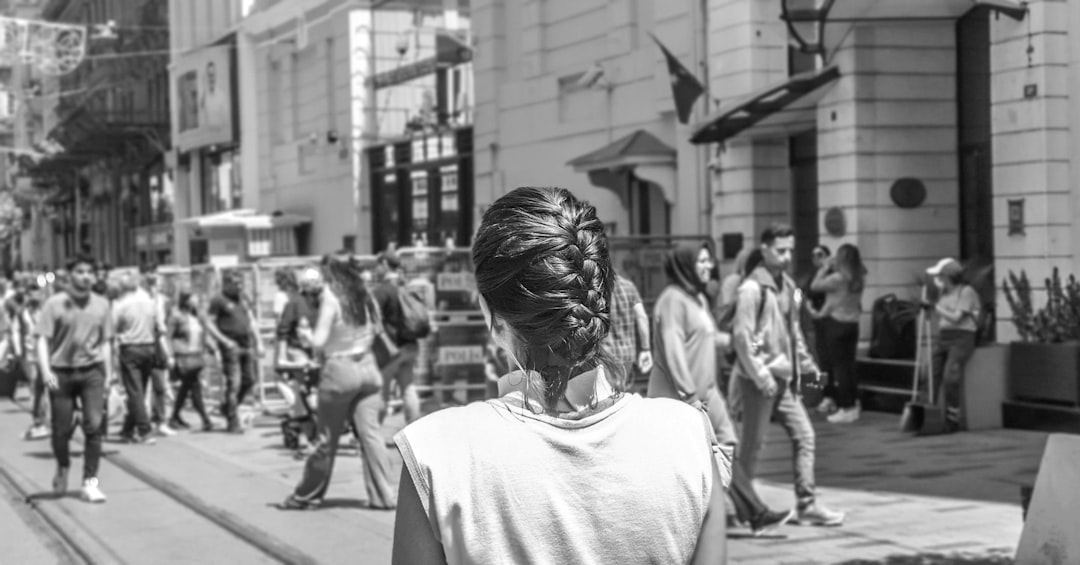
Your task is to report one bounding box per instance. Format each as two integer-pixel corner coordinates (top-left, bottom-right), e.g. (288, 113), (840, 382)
(567, 130), (676, 172)
(178, 209), (311, 230)
(689, 65), (840, 145)
(566, 130), (678, 203)
(790, 0), (1024, 22)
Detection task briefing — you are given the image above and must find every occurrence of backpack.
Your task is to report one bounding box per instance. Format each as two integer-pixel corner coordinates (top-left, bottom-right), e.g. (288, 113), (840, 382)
(868, 294), (918, 359)
(395, 286), (432, 342)
(717, 283), (767, 365)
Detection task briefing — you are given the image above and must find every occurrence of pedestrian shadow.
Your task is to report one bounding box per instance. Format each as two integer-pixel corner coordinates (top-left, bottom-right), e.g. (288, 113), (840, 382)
(267, 499), (392, 512)
(26, 491), (81, 503)
(726, 531), (788, 540)
(833, 551), (1013, 565)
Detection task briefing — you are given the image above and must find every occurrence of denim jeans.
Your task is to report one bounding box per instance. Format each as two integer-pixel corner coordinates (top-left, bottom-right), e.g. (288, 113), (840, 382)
(23, 358), (49, 427)
(822, 319), (860, 409)
(293, 354), (396, 508)
(49, 364), (106, 480)
(119, 344), (158, 437)
(221, 347), (256, 428)
(738, 378), (817, 510)
(933, 329), (976, 422)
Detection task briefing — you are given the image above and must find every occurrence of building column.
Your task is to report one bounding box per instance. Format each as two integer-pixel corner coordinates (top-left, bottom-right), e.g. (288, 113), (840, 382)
(1069, 0), (1080, 279)
(817, 21), (960, 303)
(991, 0), (1070, 341)
(708, 0), (791, 255)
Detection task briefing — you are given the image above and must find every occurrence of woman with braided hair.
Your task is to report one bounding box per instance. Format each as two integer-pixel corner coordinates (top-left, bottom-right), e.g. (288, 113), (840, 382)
(392, 187), (727, 565)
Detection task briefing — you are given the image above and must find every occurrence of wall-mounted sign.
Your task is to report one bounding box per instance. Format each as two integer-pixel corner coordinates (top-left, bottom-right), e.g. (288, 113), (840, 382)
(175, 44), (235, 152)
(1008, 198), (1025, 236)
(369, 30), (472, 89)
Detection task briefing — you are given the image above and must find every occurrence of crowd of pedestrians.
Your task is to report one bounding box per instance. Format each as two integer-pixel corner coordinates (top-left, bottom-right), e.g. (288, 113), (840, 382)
(2, 184), (989, 563)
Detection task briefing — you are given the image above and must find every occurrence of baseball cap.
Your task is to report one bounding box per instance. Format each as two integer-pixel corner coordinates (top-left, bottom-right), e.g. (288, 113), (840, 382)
(927, 258), (962, 278)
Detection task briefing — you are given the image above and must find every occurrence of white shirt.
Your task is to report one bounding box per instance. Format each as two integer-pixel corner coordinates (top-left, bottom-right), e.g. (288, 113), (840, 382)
(394, 368), (715, 565)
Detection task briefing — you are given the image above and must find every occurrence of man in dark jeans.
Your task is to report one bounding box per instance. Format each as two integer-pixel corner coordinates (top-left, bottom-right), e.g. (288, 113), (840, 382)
(114, 273), (171, 443)
(206, 272), (260, 433)
(36, 254), (114, 503)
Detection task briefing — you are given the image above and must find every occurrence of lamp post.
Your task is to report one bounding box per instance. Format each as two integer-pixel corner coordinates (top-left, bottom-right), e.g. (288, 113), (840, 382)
(780, 0), (836, 57)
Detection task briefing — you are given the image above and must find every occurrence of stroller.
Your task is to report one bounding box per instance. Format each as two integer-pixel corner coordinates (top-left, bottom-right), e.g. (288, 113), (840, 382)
(279, 365), (321, 451)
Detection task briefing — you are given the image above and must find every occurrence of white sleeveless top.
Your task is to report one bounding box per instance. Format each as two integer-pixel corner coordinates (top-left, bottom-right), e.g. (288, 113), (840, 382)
(394, 368), (716, 565)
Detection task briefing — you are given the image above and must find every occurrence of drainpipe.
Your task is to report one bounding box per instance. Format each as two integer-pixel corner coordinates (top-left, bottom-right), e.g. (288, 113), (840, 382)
(692, 0), (712, 238)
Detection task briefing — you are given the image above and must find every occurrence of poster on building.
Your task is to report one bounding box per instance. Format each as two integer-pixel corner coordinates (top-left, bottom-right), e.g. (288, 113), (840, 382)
(175, 44), (234, 152)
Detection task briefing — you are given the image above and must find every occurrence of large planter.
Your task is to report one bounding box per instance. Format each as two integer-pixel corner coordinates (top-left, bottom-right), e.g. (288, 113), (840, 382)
(1009, 342), (1080, 406)
(963, 344), (1009, 431)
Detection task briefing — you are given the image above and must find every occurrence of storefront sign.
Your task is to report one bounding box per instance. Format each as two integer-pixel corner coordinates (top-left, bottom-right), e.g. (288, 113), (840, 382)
(175, 44), (235, 152)
(438, 345), (484, 366)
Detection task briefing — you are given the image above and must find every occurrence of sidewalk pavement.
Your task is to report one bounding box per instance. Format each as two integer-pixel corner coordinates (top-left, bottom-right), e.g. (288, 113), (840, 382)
(1, 389), (1048, 564)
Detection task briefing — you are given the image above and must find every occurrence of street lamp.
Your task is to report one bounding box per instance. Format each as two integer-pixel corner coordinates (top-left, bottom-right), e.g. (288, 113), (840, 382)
(780, 0), (836, 57)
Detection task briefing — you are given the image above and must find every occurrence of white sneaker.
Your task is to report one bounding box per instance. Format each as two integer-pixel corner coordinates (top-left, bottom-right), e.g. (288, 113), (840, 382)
(156, 423), (177, 437)
(81, 478), (106, 504)
(827, 407), (860, 424)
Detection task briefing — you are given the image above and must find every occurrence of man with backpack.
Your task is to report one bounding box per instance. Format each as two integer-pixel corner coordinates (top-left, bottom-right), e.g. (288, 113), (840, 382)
(372, 251), (432, 424)
(731, 224), (845, 527)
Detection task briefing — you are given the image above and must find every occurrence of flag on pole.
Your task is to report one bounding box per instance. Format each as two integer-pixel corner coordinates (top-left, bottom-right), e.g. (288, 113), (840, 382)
(649, 33), (705, 124)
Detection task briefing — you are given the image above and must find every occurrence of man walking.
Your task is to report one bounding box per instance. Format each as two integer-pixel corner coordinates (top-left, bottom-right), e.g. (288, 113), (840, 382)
(372, 252), (423, 424)
(113, 273), (171, 443)
(601, 272), (652, 392)
(731, 224), (845, 526)
(205, 271), (260, 433)
(36, 254), (114, 503)
(13, 285), (50, 440)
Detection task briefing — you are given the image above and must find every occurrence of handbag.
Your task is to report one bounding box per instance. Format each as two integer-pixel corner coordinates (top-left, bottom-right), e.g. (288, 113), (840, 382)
(368, 298), (399, 369)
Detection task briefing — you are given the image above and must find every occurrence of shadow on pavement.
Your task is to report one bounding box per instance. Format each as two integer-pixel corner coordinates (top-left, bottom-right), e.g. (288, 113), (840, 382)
(834, 551), (1013, 565)
(756, 411), (1048, 506)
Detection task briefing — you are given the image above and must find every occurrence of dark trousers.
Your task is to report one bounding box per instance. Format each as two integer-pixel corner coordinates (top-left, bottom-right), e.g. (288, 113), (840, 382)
(221, 347), (256, 428)
(933, 329), (976, 422)
(822, 319), (860, 409)
(49, 364), (105, 480)
(702, 387), (768, 524)
(172, 359), (211, 425)
(119, 344), (158, 437)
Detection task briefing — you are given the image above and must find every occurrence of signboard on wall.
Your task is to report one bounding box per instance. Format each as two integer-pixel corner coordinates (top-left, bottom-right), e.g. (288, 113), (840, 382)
(175, 44), (234, 152)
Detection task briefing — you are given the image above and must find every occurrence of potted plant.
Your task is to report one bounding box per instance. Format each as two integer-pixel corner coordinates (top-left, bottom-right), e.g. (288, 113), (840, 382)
(1002, 268), (1080, 406)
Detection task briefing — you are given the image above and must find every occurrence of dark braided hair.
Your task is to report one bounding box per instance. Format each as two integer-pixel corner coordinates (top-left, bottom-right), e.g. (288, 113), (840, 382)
(473, 186), (618, 410)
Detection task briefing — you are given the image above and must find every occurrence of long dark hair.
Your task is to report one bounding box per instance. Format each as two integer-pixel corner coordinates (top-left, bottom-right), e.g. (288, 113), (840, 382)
(177, 291), (197, 314)
(473, 186), (617, 410)
(321, 255), (370, 326)
(834, 244), (867, 293)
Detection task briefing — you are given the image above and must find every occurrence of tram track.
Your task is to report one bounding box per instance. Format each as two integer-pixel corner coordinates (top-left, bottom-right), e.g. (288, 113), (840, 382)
(3, 397), (319, 565)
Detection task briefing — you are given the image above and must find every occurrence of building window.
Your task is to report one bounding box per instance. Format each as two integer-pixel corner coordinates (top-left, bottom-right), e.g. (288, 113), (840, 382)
(269, 58), (282, 143)
(200, 150), (240, 215)
(411, 170), (429, 241)
(325, 37), (336, 130)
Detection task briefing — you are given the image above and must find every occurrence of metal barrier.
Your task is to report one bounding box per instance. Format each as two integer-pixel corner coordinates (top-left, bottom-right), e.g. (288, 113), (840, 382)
(395, 246), (489, 404)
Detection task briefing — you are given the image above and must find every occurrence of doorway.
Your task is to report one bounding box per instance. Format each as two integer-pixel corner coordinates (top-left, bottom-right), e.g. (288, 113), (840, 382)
(790, 130), (820, 282)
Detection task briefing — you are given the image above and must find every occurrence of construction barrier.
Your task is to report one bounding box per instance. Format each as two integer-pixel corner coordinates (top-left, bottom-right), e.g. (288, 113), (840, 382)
(395, 246), (489, 404)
